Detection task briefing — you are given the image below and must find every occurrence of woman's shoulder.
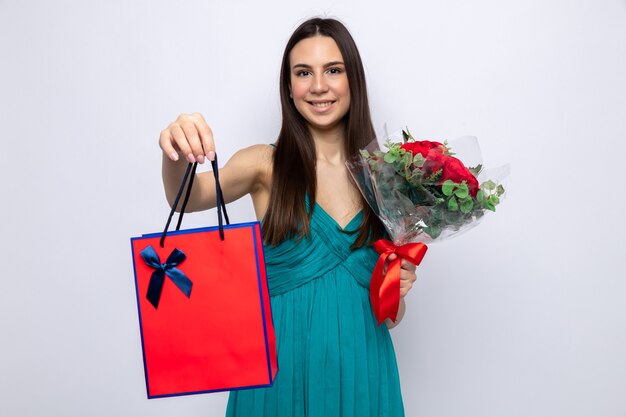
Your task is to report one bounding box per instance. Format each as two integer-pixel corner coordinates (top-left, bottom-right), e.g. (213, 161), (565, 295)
(236, 142), (275, 154)
(229, 143), (274, 166)
(229, 144), (274, 217)
(228, 143), (274, 188)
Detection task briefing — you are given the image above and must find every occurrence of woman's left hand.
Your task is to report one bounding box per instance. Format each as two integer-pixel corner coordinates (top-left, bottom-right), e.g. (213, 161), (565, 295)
(382, 253), (417, 329)
(387, 253), (417, 298)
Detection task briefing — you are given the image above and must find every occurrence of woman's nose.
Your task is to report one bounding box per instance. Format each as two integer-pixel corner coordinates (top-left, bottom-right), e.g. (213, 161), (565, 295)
(310, 73), (329, 93)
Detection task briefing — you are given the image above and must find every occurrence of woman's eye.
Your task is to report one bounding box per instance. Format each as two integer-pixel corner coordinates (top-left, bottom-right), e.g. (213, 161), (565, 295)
(296, 70), (310, 77)
(328, 68), (343, 74)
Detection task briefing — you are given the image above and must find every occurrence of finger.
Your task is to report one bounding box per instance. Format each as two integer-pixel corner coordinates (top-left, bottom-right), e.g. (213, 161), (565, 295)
(383, 253), (396, 272)
(400, 282), (412, 298)
(193, 113), (215, 160)
(169, 123), (195, 164)
(159, 129), (180, 162)
(180, 121), (205, 164)
(401, 259), (417, 272)
(400, 270), (417, 283)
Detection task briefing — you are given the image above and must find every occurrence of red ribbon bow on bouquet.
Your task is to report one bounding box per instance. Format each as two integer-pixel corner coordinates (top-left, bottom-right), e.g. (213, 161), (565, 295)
(371, 240), (428, 325)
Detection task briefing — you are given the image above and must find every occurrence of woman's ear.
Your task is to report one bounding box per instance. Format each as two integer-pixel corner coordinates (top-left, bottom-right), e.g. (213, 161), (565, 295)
(288, 85), (292, 98)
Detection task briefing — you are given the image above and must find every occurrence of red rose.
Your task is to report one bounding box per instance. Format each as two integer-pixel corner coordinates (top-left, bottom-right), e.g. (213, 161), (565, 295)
(402, 140), (478, 197)
(400, 140), (445, 158)
(441, 156), (479, 197)
(421, 150), (445, 177)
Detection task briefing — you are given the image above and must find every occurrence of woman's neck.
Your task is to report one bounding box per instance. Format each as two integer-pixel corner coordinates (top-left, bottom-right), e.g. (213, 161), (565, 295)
(310, 123), (346, 166)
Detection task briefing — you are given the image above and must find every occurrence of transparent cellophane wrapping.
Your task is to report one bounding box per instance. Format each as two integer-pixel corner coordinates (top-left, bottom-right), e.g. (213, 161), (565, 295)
(346, 133), (510, 246)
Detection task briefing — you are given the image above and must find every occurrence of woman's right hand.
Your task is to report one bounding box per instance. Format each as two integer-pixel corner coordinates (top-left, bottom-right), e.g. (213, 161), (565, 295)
(159, 112), (216, 164)
(158, 112), (272, 216)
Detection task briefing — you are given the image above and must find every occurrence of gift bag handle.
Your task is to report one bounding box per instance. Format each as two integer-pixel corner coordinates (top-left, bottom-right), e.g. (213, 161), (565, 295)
(159, 155), (230, 247)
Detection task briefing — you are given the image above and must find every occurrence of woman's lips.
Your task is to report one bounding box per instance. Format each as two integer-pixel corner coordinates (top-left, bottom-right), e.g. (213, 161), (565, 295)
(307, 100), (336, 113)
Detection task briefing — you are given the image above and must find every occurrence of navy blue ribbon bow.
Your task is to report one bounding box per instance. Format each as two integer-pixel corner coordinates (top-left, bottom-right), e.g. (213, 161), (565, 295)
(139, 245), (192, 309)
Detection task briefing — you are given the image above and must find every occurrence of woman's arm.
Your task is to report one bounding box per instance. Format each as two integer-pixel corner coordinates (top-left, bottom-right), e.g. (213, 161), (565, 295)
(161, 145), (269, 212)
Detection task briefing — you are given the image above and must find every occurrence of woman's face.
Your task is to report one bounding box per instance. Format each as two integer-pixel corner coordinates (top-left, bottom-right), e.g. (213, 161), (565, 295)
(288, 35), (350, 134)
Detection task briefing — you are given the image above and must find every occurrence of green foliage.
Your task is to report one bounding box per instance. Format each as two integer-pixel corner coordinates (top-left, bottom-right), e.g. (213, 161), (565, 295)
(424, 225), (442, 239)
(442, 140), (455, 156)
(442, 180), (455, 196)
(448, 196), (459, 211)
(460, 198), (473, 214)
(407, 166), (424, 183)
(483, 180), (496, 191)
(444, 209), (461, 223)
(412, 153), (425, 167)
(468, 164), (483, 176)
(428, 169), (443, 182)
(476, 189), (486, 203)
(475, 179), (504, 212)
(402, 128), (414, 143)
(384, 149), (399, 163)
(454, 183), (469, 199)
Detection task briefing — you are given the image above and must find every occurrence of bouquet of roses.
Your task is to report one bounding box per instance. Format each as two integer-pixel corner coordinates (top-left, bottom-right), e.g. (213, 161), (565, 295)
(347, 128), (509, 324)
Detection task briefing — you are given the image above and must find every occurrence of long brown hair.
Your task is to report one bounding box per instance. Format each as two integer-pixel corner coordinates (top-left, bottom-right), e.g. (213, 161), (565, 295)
(262, 17), (385, 248)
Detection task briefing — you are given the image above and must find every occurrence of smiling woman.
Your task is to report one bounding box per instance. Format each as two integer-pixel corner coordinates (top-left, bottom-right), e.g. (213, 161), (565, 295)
(158, 17), (417, 417)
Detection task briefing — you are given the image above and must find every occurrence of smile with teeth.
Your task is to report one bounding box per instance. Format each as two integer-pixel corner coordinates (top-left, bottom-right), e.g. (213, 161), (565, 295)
(308, 101), (335, 108)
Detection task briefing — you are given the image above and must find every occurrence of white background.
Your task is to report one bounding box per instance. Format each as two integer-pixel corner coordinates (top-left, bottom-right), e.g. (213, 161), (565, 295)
(1, 1), (625, 416)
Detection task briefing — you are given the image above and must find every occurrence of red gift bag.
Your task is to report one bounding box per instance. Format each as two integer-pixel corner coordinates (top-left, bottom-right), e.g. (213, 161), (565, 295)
(130, 159), (277, 398)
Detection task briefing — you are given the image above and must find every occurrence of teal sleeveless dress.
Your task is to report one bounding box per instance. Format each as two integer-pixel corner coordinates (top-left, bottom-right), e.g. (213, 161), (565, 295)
(226, 202), (404, 417)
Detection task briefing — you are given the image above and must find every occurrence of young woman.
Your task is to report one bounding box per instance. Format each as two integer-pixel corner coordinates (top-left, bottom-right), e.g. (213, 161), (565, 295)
(159, 17), (417, 417)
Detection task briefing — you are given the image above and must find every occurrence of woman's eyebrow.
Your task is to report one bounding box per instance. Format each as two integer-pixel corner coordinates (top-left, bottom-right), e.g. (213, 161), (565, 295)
(292, 61), (345, 69)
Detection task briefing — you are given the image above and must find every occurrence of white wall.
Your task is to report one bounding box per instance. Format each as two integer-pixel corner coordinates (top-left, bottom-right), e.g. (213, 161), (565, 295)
(1, 1), (625, 416)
